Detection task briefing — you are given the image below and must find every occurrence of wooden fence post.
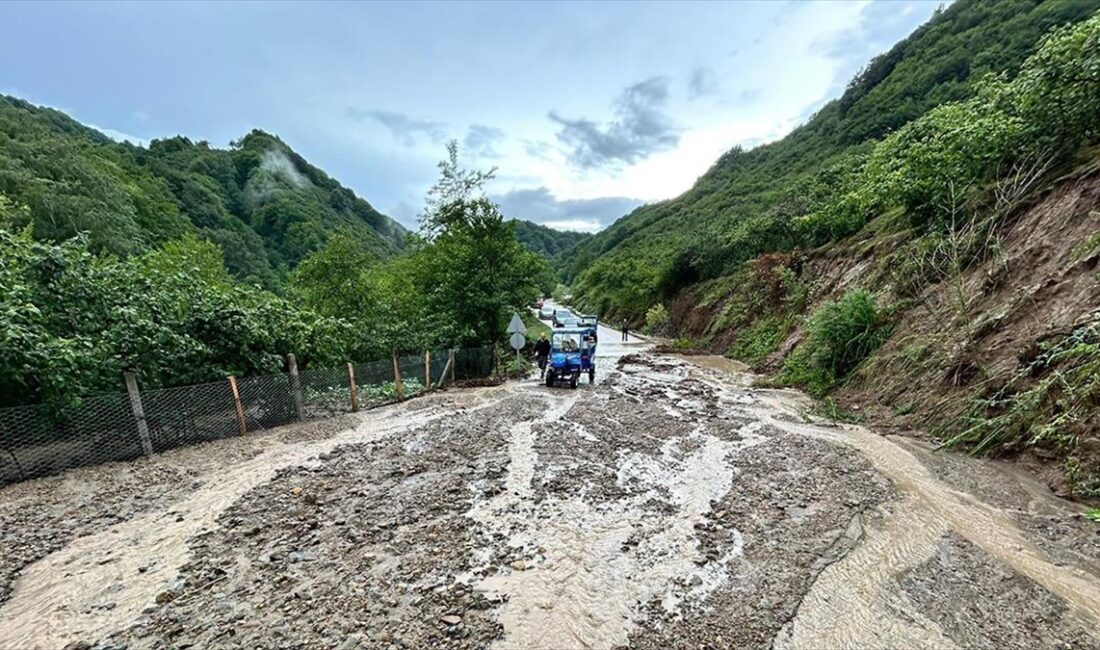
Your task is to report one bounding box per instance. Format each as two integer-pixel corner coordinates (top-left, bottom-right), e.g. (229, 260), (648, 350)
(123, 372), (154, 456)
(392, 350), (404, 401)
(449, 348), (457, 384)
(228, 375), (247, 436)
(424, 351), (431, 390)
(287, 353), (305, 422)
(347, 362), (359, 412)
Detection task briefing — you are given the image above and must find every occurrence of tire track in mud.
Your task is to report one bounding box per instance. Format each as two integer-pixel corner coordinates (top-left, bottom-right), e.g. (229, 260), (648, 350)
(0, 387), (512, 650)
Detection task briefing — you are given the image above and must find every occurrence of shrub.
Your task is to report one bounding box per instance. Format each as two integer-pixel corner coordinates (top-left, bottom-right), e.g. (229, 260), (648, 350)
(644, 303), (670, 335)
(782, 290), (891, 396)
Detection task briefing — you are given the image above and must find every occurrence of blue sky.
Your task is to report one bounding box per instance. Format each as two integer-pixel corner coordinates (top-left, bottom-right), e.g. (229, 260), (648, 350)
(0, 1), (941, 231)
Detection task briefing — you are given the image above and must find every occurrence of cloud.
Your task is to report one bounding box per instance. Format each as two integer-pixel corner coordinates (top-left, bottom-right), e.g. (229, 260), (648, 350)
(549, 76), (680, 170)
(88, 123), (149, 146)
(688, 66), (719, 99)
(522, 139), (554, 161)
(464, 124), (505, 158)
(347, 108), (448, 147)
(493, 186), (643, 231)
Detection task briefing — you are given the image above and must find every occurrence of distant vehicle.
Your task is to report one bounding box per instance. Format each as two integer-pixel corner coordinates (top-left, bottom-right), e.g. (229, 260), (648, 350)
(577, 314), (598, 328)
(545, 327), (597, 388)
(533, 298), (545, 309)
(538, 305), (555, 320)
(552, 309), (574, 327)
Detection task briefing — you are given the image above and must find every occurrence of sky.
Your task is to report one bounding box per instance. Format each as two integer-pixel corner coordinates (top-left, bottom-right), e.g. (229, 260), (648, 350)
(0, 1), (942, 232)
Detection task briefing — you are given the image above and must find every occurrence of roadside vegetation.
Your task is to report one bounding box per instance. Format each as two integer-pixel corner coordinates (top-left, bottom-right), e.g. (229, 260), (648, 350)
(0, 142), (551, 408)
(569, 5), (1100, 495)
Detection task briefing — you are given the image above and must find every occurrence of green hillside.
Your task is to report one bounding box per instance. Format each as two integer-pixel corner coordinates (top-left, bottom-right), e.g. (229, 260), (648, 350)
(512, 219), (592, 258)
(0, 96), (406, 289)
(566, 0), (1100, 319)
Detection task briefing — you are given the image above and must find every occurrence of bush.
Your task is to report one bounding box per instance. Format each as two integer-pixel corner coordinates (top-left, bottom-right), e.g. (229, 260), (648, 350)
(644, 303), (670, 335)
(782, 290), (890, 396)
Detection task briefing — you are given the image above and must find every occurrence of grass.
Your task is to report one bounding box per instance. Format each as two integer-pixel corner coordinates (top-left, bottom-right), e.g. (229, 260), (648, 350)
(944, 311), (1100, 497)
(781, 290), (891, 397)
(523, 311), (551, 345)
(727, 316), (793, 364)
(1086, 508), (1100, 523)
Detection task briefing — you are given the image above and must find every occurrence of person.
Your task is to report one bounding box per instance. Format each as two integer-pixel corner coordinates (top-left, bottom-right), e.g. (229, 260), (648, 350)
(534, 332), (551, 378)
(621, 319), (629, 342)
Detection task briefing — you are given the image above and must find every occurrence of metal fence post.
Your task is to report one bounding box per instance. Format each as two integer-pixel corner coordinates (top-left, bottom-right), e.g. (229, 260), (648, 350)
(228, 376), (247, 436)
(392, 350), (404, 401)
(347, 362), (359, 412)
(424, 351), (431, 389)
(123, 372), (154, 456)
(437, 349), (454, 388)
(287, 354), (305, 421)
(449, 348), (456, 384)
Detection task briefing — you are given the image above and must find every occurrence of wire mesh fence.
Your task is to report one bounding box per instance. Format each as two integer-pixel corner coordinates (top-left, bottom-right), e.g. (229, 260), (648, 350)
(0, 345), (494, 487)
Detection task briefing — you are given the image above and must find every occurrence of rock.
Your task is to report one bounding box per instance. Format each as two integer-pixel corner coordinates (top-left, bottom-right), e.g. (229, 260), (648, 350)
(511, 560), (526, 571)
(155, 590), (175, 604)
(440, 614), (462, 625)
(62, 642), (91, 650)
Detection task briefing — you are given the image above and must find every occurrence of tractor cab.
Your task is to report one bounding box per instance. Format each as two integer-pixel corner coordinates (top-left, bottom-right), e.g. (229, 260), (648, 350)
(546, 327), (597, 388)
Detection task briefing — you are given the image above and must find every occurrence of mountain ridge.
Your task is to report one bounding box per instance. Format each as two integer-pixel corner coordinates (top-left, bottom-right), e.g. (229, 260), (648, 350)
(0, 95), (407, 289)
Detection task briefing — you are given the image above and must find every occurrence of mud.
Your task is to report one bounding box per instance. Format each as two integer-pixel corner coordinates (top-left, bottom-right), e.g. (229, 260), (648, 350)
(1, 351), (1099, 649)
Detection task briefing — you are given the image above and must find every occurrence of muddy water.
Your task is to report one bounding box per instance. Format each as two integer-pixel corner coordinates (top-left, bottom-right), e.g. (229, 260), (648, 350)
(466, 365), (755, 649)
(0, 388), (510, 650)
(690, 360), (1100, 643)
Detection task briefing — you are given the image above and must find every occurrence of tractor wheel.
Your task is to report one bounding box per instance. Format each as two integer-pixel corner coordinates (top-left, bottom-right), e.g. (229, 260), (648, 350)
(589, 367), (595, 383)
(570, 376), (578, 389)
(546, 372), (555, 388)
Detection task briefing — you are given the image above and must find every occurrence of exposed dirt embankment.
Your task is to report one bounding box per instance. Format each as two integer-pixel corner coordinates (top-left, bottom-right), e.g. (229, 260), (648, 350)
(668, 163), (1100, 496)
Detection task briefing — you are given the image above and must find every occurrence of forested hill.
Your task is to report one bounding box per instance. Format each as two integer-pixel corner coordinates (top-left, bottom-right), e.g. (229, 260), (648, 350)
(564, 0), (1100, 318)
(511, 219), (592, 258)
(0, 96), (407, 288)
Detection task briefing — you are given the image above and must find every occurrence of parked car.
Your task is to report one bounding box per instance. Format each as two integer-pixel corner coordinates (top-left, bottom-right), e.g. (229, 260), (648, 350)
(552, 309), (574, 327)
(538, 305), (555, 320)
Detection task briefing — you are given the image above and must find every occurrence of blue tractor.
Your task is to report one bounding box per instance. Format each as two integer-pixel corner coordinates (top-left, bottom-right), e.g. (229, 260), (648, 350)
(546, 327), (597, 388)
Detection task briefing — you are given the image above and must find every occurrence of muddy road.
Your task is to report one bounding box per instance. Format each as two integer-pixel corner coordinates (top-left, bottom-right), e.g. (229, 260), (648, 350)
(1, 338), (1099, 649)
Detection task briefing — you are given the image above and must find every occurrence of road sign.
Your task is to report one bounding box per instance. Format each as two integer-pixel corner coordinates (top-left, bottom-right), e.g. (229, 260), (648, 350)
(507, 312), (527, 335)
(509, 332), (526, 351)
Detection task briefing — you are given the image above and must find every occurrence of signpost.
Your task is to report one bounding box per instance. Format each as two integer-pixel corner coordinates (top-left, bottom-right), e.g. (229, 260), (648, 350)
(507, 312), (527, 362)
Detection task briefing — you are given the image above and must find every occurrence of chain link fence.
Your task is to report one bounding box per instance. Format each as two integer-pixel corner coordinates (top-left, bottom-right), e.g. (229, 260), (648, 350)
(0, 346), (494, 486)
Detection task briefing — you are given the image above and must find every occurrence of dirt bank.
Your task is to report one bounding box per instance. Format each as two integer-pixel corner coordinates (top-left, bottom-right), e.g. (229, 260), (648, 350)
(668, 162), (1100, 497)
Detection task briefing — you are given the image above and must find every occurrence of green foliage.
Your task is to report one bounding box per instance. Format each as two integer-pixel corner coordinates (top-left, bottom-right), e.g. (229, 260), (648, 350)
(512, 220), (592, 258)
(946, 311), (1100, 496)
(0, 97), (407, 289)
(1086, 508), (1100, 523)
(0, 224), (352, 408)
(567, 1), (1100, 319)
(643, 303), (670, 335)
(782, 291), (891, 396)
(727, 316), (793, 364)
(294, 142), (548, 353)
